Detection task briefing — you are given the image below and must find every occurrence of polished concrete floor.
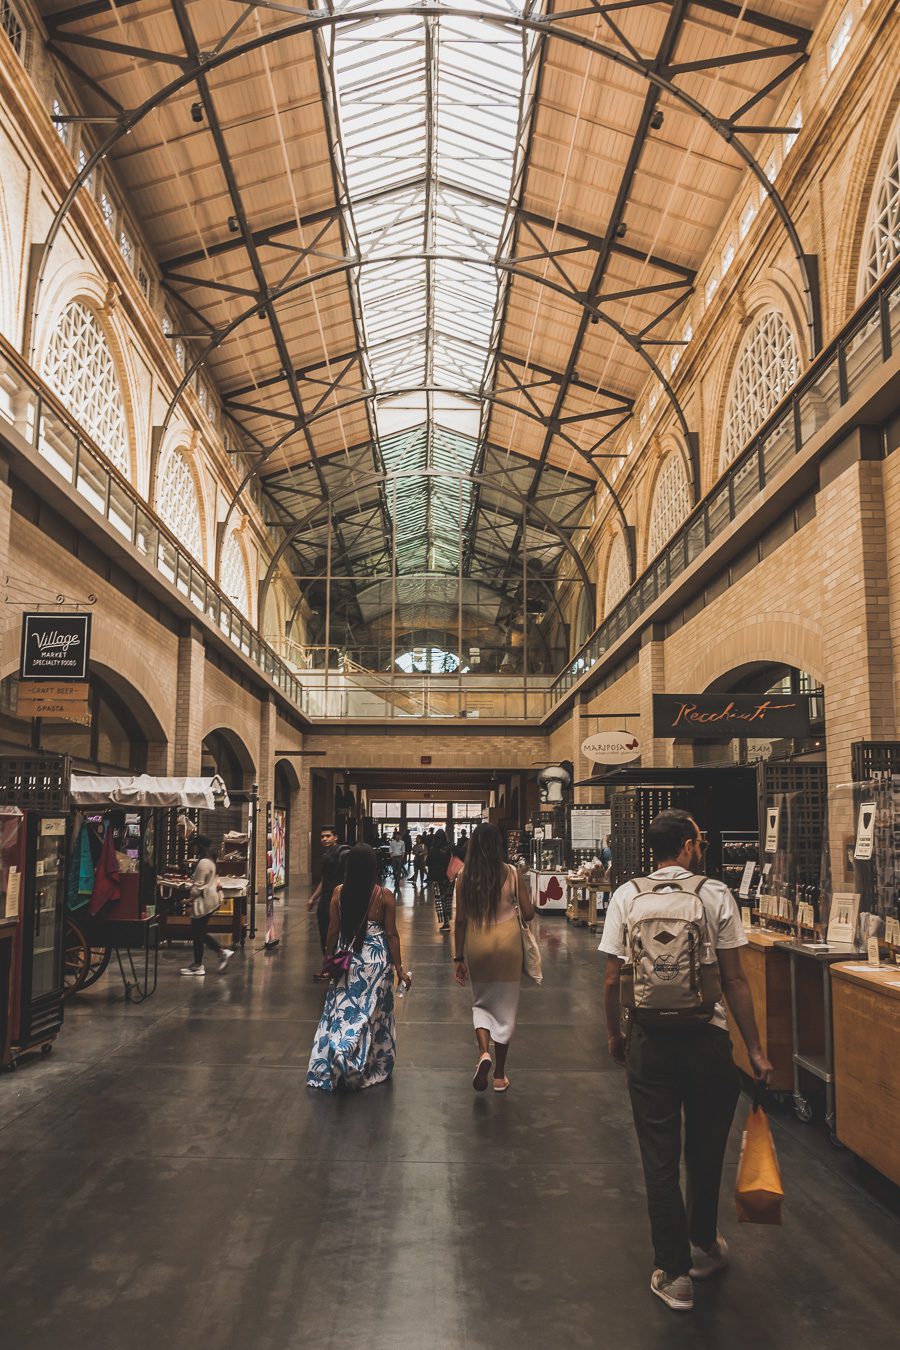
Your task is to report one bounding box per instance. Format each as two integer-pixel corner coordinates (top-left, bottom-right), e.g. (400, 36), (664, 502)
(1, 884), (899, 1350)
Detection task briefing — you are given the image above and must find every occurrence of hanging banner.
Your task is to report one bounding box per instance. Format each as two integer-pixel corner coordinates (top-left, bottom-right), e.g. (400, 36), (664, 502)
(20, 612), (91, 681)
(653, 692), (810, 740)
(580, 731), (641, 765)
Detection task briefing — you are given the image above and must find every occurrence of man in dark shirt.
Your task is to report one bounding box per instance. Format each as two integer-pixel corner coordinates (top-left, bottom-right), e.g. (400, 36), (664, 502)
(308, 826), (347, 979)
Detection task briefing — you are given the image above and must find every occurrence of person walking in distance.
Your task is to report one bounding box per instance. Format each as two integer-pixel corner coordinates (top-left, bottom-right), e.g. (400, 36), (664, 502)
(454, 822), (534, 1092)
(600, 810), (772, 1313)
(388, 830), (407, 892)
(308, 826), (347, 981)
(180, 836), (233, 976)
(428, 828), (453, 932)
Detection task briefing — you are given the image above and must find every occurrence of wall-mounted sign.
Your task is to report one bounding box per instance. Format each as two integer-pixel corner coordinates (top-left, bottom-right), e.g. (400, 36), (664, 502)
(20, 613), (91, 681)
(580, 731), (641, 765)
(764, 806), (780, 855)
(15, 682), (91, 726)
(653, 692), (810, 741)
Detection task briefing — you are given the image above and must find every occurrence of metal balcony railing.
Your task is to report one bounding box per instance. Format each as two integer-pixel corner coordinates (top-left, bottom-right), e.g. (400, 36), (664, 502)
(551, 258), (900, 704)
(0, 335), (303, 706)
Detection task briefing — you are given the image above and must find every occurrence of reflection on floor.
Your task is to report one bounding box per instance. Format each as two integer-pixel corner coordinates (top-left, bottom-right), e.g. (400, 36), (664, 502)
(1, 878), (899, 1350)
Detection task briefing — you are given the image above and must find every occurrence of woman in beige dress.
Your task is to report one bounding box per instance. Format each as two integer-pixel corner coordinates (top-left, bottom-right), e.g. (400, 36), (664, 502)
(453, 822), (534, 1092)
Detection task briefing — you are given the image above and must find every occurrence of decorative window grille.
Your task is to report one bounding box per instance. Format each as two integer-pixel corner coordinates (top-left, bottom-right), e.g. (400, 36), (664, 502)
(161, 313), (172, 337)
(221, 529), (250, 617)
(41, 300), (129, 477)
(764, 153), (779, 183)
(137, 266), (151, 301)
(827, 7), (853, 73)
(119, 227), (134, 268)
(721, 239), (735, 276)
(603, 531), (631, 615)
(861, 110), (900, 293)
(626, 436), (633, 457)
(784, 103), (802, 156)
(100, 190), (115, 232)
(739, 199), (756, 241)
(647, 453), (692, 560)
(648, 383), (659, 413)
(155, 445), (203, 561)
(1, 0), (26, 60)
(174, 338), (185, 369)
(77, 146), (95, 197)
(705, 273), (719, 306)
(721, 309), (798, 467)
(52, 96), (70, 147)
(682, 319), (693, 345)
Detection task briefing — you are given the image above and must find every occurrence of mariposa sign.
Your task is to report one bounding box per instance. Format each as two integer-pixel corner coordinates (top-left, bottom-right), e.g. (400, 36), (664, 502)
(20, 613), (92, 681)
(653, 692), (811, 740)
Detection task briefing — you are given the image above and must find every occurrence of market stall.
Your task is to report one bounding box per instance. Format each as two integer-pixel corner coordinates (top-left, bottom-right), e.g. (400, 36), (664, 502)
(66, 773), (235, 1001)
(831, 961), (900, 1186)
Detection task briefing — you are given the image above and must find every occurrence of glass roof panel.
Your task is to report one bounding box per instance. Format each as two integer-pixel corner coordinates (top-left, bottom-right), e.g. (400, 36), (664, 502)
(329, 1), (538, 576)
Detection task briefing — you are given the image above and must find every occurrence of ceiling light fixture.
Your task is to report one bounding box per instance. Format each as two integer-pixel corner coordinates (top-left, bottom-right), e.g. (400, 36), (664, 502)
(190, 102), (204, 124)
(227, 216), (240, 233)
(650, 110), (664, 130)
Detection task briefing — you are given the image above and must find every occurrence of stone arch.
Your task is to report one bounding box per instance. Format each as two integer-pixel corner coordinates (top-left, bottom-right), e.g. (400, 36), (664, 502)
(598, 526), (631, 622)
(34, 266), (141, 486)
(688, 614), (825, 695)
(201, 724), (257, 790)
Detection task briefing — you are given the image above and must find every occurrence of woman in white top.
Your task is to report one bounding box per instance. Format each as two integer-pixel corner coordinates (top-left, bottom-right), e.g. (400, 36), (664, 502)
(453, 822), (534, 1092)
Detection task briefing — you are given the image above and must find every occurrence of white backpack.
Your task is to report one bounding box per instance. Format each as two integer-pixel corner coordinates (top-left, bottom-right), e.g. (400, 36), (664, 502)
(619, 875), (722, 1026)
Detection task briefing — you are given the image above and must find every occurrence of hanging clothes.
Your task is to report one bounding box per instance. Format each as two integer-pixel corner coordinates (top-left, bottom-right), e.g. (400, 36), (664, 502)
(89, 821), (121, 915)
(66, 814), (96, 911)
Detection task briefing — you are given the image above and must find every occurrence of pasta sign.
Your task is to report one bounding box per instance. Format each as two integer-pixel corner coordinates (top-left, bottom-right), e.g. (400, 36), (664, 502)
(580, 730), (642, 765)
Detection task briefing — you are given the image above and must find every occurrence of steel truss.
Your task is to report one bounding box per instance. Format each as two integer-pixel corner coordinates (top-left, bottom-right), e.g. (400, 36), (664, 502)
(35, 0), (819, 644)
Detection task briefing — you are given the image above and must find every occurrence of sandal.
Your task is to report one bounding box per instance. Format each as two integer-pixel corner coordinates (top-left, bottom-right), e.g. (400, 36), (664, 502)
(472, 1053), (492, 1092)
(493, 1077), (510, 1093)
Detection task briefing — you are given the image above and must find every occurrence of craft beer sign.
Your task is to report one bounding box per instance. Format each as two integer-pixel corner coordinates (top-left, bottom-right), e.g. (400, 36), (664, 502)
(20, 613), (92, 681)
(653, 692), (811, 740)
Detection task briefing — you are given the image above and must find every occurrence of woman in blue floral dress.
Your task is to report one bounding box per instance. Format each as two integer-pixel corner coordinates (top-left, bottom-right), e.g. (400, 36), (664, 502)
(307, 843), (412, 1092)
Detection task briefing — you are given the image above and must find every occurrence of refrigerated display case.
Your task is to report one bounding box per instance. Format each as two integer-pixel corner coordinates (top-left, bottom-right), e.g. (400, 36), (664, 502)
(2, 810), (68, 1063)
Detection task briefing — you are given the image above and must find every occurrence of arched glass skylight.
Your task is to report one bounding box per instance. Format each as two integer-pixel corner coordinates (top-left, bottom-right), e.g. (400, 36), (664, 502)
(396, 646), (460, 674)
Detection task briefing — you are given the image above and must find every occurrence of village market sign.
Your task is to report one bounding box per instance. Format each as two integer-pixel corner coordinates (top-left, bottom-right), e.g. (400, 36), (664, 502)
(653, 693), (811, 740)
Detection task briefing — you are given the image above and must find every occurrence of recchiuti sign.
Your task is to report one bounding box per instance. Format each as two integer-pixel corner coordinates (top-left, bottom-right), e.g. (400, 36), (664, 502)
(653, 693), (812, 740)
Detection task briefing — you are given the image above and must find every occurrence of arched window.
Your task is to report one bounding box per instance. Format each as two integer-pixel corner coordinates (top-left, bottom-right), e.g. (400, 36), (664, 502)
(41, 300), (129, 476)
(647, 453), (691, 560)
(603, 531), (631, 615)
(221, 528), (250, 618)
(861, 110), (900, 294)
(721, 310), (798, 468)
(155, 445), (203, 561)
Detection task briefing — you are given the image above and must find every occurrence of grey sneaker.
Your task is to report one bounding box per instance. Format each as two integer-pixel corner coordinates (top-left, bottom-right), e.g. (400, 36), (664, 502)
(690, 1233), (729, 1280)
(180, 965), (205, 976)
(218, 949), (235, 973)
(650, 1270), (694, 1311)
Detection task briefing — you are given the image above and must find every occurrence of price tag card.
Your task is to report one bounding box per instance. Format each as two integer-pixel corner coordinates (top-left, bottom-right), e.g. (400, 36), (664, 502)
(5, 867), (20, 918)
(741, 905), (753, 931)
(867, 936), (881, 967)
(738, 861), (756, 898)
(827, 893), (860, 945)
(764, 807), (780, 854)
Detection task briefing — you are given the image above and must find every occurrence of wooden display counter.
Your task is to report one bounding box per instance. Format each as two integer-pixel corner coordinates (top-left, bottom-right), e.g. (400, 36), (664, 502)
(831, 962), (900, 1186)
(727, 930), (794, 1091)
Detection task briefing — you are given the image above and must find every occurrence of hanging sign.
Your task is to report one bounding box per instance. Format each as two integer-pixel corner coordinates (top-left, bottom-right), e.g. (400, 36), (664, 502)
(764, 806), (780, 855)
(580, 731), (641, 765)
(15, 682), (91, 725)
(652, 692), (810, 740)
(20, 613), (91, 681)
(854, 802), (876, 861)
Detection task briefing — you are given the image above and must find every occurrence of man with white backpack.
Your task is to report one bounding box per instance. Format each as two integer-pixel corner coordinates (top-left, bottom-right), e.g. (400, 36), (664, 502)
(600, 809), (773, 1313)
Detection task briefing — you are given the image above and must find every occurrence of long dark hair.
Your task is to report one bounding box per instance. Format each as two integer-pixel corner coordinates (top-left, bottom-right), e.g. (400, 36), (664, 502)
(339, 843), (378, 951)
(458, 822), (506, 925)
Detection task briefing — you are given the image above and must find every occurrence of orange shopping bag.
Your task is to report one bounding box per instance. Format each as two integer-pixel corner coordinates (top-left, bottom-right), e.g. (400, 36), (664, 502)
(735, 1093), (784, 1226)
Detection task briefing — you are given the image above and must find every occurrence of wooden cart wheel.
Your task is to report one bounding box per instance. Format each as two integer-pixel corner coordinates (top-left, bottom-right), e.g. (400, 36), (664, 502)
(64, 915), (111, 996)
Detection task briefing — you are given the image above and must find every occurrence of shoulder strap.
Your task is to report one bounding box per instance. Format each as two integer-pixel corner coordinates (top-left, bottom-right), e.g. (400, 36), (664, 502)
(683, 874), (708, 895)
(629, 876), (657, 895)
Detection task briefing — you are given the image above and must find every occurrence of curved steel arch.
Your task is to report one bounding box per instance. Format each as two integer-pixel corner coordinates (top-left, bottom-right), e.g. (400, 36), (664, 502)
(34, 4), (820, 362)
(258, 467), (596, 622)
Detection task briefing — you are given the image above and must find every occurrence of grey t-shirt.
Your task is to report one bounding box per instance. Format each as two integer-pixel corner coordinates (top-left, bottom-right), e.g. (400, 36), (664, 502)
(599, 866), (747, 1030)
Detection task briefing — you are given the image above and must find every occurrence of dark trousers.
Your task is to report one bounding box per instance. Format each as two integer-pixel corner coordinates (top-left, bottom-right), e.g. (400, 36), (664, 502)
(625, 1021), (741, 1278)
(316, 897), (332, 954)
(191, 914), (222, 967)
(432, 877), (452, 924)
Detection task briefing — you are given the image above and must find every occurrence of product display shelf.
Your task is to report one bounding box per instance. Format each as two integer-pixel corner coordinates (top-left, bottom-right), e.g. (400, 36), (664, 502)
(787, 942), (864, 1137)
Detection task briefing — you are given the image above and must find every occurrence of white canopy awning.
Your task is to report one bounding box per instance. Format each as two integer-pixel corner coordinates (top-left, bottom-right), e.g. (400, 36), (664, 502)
(69, 774), (230, 810)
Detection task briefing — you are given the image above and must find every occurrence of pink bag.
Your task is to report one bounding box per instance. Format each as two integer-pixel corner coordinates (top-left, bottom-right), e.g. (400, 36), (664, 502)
(447, 856), (464, 881)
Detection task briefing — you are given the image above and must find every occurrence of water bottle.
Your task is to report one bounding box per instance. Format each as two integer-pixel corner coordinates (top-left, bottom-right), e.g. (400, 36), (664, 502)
(397, 970), (411, 998)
